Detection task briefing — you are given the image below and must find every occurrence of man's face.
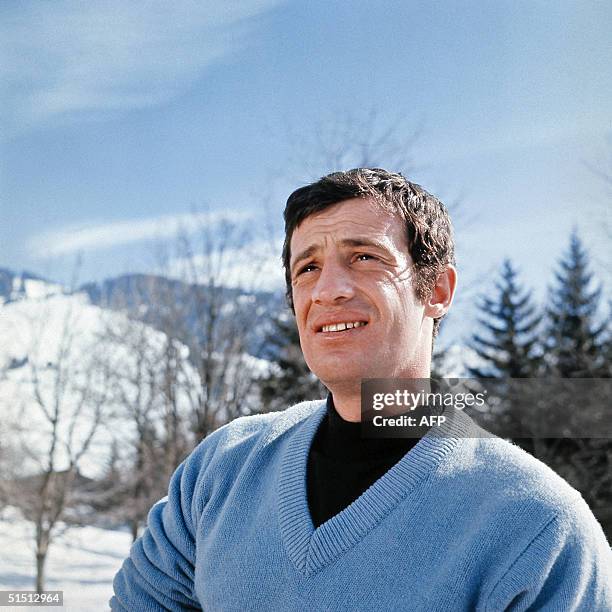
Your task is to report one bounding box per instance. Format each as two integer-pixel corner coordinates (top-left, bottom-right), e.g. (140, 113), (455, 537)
(289, 197), (433, 389)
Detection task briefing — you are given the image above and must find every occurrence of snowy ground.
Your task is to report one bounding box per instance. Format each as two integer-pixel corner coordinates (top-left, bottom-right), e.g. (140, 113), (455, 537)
(0, 507), (132, 611)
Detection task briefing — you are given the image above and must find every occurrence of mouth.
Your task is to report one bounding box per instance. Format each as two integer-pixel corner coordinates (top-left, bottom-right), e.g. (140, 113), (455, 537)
(317, 321), (368, 334)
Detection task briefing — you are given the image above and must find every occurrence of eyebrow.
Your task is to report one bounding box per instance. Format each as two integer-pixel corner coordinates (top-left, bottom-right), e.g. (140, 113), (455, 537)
(290, 237), (391, 273)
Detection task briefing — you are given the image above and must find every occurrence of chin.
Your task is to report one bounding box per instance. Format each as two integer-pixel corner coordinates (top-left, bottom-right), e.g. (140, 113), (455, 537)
(306, 350), (379, 380)
(314, 365), (373, 387)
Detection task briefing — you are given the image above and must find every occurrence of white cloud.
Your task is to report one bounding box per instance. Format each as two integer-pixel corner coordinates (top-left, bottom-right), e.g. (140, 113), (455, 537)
(0, 0), (281, 135)
(28, 210), (252, 257)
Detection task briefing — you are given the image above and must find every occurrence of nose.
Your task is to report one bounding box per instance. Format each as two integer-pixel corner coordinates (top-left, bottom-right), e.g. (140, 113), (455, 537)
(311, 257), (355, 305)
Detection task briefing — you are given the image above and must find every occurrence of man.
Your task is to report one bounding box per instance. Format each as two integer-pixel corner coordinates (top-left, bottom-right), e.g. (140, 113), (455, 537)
(111, 168), (612, 610)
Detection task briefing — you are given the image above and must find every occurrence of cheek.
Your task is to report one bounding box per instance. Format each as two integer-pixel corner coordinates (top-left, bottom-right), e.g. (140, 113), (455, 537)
(375, 280), (405, 310)
(292, 294), (311, 330)
(377, 281), (420, 322)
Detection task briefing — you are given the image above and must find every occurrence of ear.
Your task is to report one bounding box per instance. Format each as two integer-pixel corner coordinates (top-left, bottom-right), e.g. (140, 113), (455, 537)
(424, 265), (457, 318)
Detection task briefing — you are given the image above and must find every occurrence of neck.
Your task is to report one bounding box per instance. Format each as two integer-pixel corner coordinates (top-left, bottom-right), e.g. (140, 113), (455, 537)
(327, 387), (362, 422)
(327, 368), (433, 423)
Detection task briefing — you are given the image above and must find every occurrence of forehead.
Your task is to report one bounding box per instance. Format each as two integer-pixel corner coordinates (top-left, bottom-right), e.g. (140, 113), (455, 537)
(290, 197), (407, 254)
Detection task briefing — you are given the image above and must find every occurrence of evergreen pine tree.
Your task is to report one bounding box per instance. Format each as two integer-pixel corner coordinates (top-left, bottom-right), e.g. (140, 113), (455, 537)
(545, 230), (609, 377)
(605, 300), (612, 378)
(542, 232), (612, 542)
(259, 311), (326, 412)
(469, 259), (542, 378)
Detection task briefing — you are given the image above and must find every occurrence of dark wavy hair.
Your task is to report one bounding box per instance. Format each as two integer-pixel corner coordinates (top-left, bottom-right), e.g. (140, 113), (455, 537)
(282, 167), (456, 337)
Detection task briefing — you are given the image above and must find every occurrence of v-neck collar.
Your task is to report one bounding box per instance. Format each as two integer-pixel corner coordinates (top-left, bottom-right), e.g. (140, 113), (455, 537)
(277, 401), (469, 576)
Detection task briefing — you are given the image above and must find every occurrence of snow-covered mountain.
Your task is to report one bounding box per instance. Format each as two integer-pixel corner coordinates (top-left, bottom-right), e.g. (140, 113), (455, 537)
(0, 268), (64, 303)
(80, 272), (284, 359)
(0, 281), (194, 479)
(0, 271), (274, 480)
(0, 273), (274, 608)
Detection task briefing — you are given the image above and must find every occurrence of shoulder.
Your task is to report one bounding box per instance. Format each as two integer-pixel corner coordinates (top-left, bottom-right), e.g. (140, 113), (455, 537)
(473, 437), (610, 548)
(435, 410), (585, 517)
(180, 400), (325, 518)
(183, 399), (325, 476)
(440, 433), (588, 525)
(439, 433), (611, 556)
(469, 439), (612, 608)
(213, 399), (325, 452)
(469, 437), (582, 509)
(430, 421), (612, 606)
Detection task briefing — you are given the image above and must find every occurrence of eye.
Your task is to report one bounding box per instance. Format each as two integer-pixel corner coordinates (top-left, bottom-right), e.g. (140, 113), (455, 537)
(355, 253), (376, 262)
(297, 263), (317, 275)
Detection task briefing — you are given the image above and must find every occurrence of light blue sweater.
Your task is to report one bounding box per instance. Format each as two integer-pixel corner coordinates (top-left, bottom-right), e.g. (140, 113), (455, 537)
(111, 400), (612, 611)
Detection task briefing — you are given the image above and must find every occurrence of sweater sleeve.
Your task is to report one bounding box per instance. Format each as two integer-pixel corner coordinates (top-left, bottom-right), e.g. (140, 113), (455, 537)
(110, 437), (217, 611)
(486, 499), (612, 612)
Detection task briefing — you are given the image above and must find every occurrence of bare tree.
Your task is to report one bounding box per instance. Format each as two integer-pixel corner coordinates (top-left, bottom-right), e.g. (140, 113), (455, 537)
(3, 292), (111, 592)
(0, 424), (23, 510)
(283, 107), (422, 181)
(96, 302), (195, 540)
(153, 216), (270, 441)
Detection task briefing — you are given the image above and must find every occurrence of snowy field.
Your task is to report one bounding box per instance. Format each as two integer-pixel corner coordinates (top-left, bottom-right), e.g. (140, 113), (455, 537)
(0, 507), (132, 611)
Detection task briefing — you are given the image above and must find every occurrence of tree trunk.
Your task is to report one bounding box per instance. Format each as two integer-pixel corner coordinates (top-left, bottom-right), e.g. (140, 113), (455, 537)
(35, 550), (46, 593)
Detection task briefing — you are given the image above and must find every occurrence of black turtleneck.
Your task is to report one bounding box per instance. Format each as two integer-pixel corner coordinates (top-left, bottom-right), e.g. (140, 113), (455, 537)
(306, 394), (420, 529)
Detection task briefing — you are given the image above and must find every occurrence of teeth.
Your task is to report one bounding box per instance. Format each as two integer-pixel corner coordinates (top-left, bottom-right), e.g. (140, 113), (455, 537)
(321, 321), (366, 333)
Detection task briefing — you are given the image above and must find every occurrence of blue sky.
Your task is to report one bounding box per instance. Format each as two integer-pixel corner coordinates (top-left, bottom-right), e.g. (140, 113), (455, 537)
(1, 0), (610, 344)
